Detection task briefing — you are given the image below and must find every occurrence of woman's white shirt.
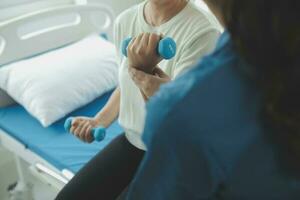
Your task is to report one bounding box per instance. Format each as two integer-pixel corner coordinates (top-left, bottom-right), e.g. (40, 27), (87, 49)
(114, 1), (221, 150)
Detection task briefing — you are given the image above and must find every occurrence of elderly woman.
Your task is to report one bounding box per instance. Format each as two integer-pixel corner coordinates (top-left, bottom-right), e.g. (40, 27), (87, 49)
(125, 0), (300, 199)
(56, 0), (220, 199)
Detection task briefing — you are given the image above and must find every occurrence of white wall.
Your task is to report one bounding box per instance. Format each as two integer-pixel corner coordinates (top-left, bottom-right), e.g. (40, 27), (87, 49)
(0, 0), (142, 22)
(0, 0), (212, 23)
(89, 0), (143, 15)
(0, 0), (74, 21)
(0, 0), (38, 9)
(90, 0), (206, 16)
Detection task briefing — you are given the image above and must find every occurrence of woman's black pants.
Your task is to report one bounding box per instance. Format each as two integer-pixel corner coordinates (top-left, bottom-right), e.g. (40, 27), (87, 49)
(55, 133), (145, 200)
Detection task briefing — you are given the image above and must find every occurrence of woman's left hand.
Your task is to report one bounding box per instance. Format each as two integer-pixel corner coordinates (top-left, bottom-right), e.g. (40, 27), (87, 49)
(129, 67), (171, 101)
(127, 33), (163, 74)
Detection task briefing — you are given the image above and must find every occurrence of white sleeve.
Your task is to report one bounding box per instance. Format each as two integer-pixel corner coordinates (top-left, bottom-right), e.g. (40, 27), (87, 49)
(173, 30), (220, 79)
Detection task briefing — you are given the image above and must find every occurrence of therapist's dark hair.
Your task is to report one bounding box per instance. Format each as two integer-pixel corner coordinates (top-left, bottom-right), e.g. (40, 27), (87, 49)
(209, 0), (300, 166)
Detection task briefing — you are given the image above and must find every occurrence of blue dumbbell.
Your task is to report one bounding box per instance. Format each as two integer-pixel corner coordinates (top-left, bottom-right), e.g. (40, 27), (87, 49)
(122, 37), (177, 60)
(64, 117), (106, 142)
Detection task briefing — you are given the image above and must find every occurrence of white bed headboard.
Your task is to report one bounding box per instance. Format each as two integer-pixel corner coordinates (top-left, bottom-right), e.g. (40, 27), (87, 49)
(0, 3), (115, 66)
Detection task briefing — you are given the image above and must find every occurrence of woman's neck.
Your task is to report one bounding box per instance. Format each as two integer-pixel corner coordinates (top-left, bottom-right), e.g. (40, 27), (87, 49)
(144, 0), (188, 27)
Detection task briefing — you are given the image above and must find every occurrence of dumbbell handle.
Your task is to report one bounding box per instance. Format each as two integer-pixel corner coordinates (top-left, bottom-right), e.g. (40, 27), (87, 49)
(122, 37), (176, 60)
(64, 117), (106, 142)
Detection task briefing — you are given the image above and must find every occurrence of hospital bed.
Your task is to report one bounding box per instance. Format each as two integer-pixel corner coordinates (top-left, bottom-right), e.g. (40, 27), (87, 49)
(0, 3), (122, 199)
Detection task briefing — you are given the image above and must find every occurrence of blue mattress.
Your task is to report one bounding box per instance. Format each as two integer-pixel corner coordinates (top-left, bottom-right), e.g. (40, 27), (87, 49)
(0, 90), (122, 173)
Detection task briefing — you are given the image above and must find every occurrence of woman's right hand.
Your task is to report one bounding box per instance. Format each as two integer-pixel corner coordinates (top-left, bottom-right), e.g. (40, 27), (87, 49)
(70, 117), (102, 143)
(69, 88), (120, 143)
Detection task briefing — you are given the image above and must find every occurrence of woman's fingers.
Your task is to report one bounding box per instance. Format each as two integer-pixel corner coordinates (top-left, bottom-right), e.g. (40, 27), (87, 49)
(73, 125), (82, 138)
(129, 67), (147, 82)
(70, 119), (80, 134)
(71, 117), (88, 132)
(140, 89), (149, 101)
(76, 123), (87, 141)
(153, 67), (170, 79)
(70, 125), (76, 134)
(129, 68), (156, 95)
(153, 67), (164, 75)
(141, 33), (150, 47)
(85, 126), (94, 143)
(129, 66), (171, 99)
(67, 117), (101, 143)
(127, 37), (135, 49)
(70, 118), (81, 132)
(128, 67), (137, 81)
(133, 68), (150, 83)
(129, 68), (149, 90)
(148, 33), (161, 53)
(80, 122), (91, 142)
(129, 33), (160, 56)
(69, 118), (94, 143)
(127, 38), (137, 57)
(130, 34), (143, 54)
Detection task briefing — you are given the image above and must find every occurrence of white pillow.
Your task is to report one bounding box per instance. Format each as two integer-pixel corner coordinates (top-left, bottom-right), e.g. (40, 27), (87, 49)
(0, 34), (118, 127)
(0, 89), (15, 107)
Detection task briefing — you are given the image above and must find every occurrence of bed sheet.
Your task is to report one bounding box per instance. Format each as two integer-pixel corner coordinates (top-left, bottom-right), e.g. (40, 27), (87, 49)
(0, 90), (123, 173)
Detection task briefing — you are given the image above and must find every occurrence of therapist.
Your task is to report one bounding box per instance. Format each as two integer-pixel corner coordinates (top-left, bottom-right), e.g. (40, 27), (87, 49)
(126, 0), (300, 199)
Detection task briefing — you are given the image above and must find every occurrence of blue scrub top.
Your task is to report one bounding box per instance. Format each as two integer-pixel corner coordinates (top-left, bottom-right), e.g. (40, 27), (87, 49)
(126, 32), (300, 199)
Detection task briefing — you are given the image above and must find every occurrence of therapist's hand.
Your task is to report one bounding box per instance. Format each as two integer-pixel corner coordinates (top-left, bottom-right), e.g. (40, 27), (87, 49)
(127, 33), (163, 74)
(129, 67), (171, 101)
(70, 117), (99, 143)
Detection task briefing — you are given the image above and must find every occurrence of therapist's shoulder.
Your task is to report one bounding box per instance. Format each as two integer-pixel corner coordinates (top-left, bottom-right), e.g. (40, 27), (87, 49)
(146, 33), (236, 134)
(144, 43), (238, 147)
(147, 33), (234, 115)
(147, 36), (238, 130)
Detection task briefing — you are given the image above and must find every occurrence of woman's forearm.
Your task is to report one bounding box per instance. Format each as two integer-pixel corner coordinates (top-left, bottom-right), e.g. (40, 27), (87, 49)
(94, 87), (120, 128)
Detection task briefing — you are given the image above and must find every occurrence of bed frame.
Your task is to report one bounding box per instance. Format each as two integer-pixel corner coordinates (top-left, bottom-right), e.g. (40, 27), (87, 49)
(0, 2), (114, 66)
(0, 3), (115, 200)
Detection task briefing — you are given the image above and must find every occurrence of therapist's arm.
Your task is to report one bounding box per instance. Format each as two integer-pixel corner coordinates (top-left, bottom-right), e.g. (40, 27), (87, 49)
(129, 67), (171, 100)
